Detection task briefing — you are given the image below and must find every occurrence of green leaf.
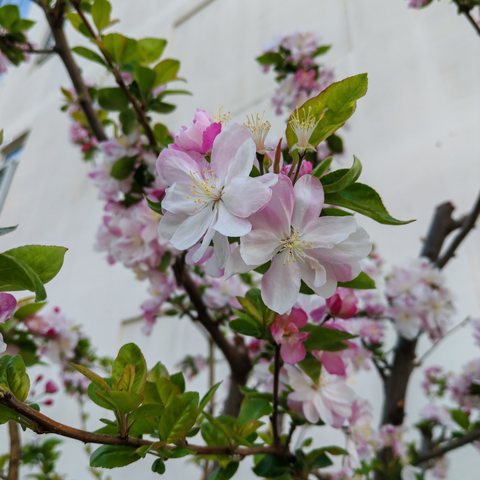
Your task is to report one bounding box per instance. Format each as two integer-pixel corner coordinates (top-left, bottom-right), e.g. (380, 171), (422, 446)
(326, 133), (344, 153)
(159, 392), (199, 443)
(0, 225), (17, 237)
(320, 207), (352, 217)
(134, 65), (156, 94)
(208, 462), (239, 480)
(13, 301), (46, 320)
(0, 253), (46, 301)
(298, 354), (322, 383)
(138, 38), (167, 64)
(450, 409), (470, 430)
(321, 156), (362, 194)
(109, 391), (142, 414)
(97, 87), (129, 111)
(238, 397), (272, 426)
(87, 383), (117, 411)
(111, 343), (147, 395)
(306, 449), (333, 469)
(110, 156), (135, 180)
(325, 183), (414, 225)
(303, 325), (356, 352)
(92, 0), (111, 31)
(199, 381), (222, 412)
(0, 5), (20, 30)
(0, 355), (30, 401)
(256, 51), (283, 67)
(230, 317), (263, 338)
(71, 363), (110, 390)
(3, 245), (67, 284)
(154, 59), (180, 86)
(151, 458), (166, 474)
(102, 33), (138, 65)
(311, 157), (332, 178)
(253, 454), (290, 478)
(338, 271), (376, 290)
(66, 12), (91, 37)
(286, 74), (368, 149)
(90, 445), (140, 469)
(72, 46), (106, 67)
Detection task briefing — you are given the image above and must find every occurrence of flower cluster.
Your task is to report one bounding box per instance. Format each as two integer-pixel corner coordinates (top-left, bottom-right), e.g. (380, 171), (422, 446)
(257, 32), (335, 115)
(385, 259), (454, 341)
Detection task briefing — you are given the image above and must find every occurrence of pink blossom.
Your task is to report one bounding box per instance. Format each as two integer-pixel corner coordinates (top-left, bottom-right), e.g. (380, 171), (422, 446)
(44, 380), (59, 394)
(157, 123), (274, 264)
(203, 275), (246, 309)
(285, 364), (355, 427)
(408, 0), (432, 8)
(240, 174), (371, 313)
(271, 308), (310, 364)
(422, 366), (445, 397)
(326, 288), (359, 319)
(378, 424), (407, 459)
(0, 293), (16, 323)
(173, 109), (222, 155)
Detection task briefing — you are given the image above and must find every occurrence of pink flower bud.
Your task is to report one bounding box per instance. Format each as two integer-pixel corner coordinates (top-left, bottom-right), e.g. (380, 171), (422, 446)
(326, 288), (358, 319)
(43, 398), (54, 406)
(44, 380), (59, 394)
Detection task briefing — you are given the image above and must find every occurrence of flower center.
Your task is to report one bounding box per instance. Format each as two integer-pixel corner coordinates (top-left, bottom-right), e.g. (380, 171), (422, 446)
(279, 226), (312, 263)
(290, 106), (322, 152)
(189, 169), (223, 205)
(244, 113), (271, 153)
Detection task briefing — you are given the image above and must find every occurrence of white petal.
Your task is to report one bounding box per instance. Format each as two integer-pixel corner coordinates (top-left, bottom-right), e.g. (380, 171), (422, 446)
(240, 229), (280, 266)
(214, 203), (251, 237)
(222, 177), (272, 218)
(162, 182), (200, 215)
(210, 124), (254, 182)
(292, 174), (324, 229)
(170, 206), (214, 250)
(157, 148), (200, 185)
(303, 216), (357, 248)
(261, 252), (301, 314)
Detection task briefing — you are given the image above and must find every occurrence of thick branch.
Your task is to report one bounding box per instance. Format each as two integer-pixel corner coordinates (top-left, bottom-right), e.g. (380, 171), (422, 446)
(415, 427), (480, 465)
(38, 1), (107, 142)
(0, 390), (284, 458)
(7, 422), (20, 480)
(70, 0), (157, 149)
(436, 191), (480, 269)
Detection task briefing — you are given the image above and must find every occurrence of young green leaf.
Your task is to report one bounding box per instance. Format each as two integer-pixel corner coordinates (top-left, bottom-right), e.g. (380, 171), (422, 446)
(321, 156), (362, 194)
(92, 0), (111, 31)
(90, 445), (140, 469)
(325, 183), (414, 225)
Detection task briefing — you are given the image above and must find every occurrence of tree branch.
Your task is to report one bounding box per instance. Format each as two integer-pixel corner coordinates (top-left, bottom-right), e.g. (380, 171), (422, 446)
(415, 427), (480, 465)
(0, 390), (285, 458)
(271, 344), (281, 446)
(172, 256), (252, 415)
(436, 191), (480, 269)
(7, 421), (20, 480)
(70, 0), (157, 149)
(453, 0), (480, 37)
(37, 0), (107, 142)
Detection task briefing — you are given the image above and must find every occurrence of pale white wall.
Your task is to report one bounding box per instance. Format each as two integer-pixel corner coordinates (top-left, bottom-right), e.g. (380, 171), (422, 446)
(0, 0), (479, 478)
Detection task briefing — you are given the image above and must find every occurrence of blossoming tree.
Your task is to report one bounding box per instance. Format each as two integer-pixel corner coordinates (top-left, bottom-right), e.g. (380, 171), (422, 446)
(0, 1), (479, 480)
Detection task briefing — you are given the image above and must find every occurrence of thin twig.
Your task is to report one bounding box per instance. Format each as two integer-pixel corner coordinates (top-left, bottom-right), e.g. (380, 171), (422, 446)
(415, 427), (480, 465)
(271, 344), (282, 446)
(415, 316), (471, 366)
(453, 0), (480, 36)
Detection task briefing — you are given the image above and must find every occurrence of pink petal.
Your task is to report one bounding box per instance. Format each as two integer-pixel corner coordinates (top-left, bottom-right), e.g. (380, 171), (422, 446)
(290, 307), (308, 328)
(261, 252), (301, 314)
(320, 352), (347, 376)
(281, 342), (307, 364)
(239, 228), (280, 266)
(292, 174), (324, 229)
(202, 122), (222, 152)
(210, 124), (254, 182)
(222, 177), (272, 218)
(156, 148), (200, 185)
(0, 293), (16, 323)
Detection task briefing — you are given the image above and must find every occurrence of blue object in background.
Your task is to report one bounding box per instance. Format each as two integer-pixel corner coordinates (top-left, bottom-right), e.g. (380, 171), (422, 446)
(0, 0), (31, 17)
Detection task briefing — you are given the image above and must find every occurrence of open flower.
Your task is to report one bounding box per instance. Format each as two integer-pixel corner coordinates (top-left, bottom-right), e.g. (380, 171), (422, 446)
(240, 174), (371, 313)
(157, 123), (274, 263)
(285, 365), (354, 427)
(271, 308), (310, 364)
